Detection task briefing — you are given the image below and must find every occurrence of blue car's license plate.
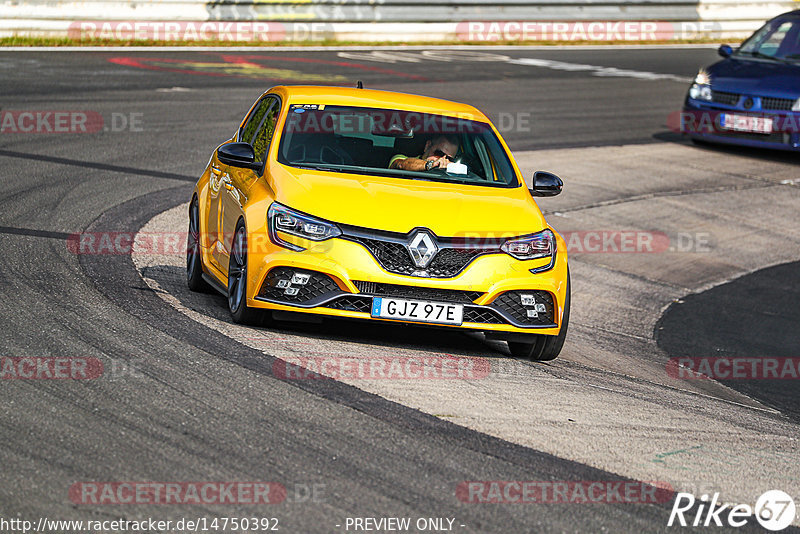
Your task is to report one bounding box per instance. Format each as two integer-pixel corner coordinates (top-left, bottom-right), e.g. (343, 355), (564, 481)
(720, 113), (773, 134)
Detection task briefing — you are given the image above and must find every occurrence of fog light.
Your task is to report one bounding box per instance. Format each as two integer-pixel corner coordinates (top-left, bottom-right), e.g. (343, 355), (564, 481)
(526, 309), (539, 318)
(285, 287), (299, 296)
(520, 294), (536, 306)
(535, 303), (546, 313)
(291, 273), (310, 285)
(276, 279), (290, 289)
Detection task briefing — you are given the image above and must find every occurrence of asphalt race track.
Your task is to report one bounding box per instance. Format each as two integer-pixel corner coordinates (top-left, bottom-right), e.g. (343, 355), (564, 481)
(1, 46), (799, 533)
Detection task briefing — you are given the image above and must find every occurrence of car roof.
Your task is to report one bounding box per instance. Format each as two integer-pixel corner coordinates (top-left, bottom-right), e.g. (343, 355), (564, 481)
(775, 9), (800, 18)
(266, 85), (490, 122)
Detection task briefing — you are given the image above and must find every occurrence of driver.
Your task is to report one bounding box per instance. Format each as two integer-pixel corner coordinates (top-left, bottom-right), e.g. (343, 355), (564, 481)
(388, 135), (458, 171)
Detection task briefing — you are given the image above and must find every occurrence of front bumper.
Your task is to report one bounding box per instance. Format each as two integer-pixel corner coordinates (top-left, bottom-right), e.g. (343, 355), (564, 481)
(681, 98), (800, 151)
(242, 230), (568, 336)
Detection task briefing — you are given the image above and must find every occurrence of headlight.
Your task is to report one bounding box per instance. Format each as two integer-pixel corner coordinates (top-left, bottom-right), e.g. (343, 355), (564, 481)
(268, 202), (341, 251)
(688, 70), (713, 102)
(501, 229), (555, 261)
(792, 98), (800, 112)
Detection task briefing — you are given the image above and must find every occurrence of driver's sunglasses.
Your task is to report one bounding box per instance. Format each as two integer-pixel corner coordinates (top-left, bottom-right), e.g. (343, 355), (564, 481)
(433, 149), (453, 159)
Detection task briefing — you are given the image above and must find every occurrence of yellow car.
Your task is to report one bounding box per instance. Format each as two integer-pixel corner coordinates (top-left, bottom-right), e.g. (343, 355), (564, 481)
(187, 85), (569, 360)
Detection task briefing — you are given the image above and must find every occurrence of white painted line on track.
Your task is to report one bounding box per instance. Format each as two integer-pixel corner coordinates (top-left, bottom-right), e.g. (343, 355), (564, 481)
(335, 49), (693, 82)
(508, 57), (691, 82)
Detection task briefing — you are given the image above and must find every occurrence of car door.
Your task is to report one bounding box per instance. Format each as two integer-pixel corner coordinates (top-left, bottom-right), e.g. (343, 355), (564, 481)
(208, 95), (275, 272)
(206, 151), (226, 272)
(218, 95), (280, 275)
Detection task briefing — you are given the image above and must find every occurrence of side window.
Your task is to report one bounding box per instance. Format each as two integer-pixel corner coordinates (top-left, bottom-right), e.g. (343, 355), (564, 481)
(239, 97), (272, 145)
(252, 99), (280, 163)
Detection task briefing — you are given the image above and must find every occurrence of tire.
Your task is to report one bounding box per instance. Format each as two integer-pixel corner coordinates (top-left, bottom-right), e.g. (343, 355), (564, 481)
(186, 197), (209, 292)
(227, 220), (261, 325)
(508, 271), (570, 361)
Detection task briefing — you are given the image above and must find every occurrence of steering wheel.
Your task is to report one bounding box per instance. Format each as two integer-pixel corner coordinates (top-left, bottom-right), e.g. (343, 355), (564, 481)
(290, 143), (354, 165)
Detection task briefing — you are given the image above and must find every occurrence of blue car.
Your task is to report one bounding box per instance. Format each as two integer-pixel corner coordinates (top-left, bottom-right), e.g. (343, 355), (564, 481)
(682, 10), (800, 151)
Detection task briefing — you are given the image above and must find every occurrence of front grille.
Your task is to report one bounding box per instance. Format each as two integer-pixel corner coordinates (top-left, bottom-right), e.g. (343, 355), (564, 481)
(427, 248), (486, 277)
(492, 290), (555, 326)
(712, 91), (740, 106)
(710, 91), (794, 111)
(355, 238), (417, 276)
(354, 281), (482, 304)
(324, 295), (372, 313)
(761, 97), (794, 111)
(257, 267), (340, 304)
(714, 130), (787, 143)
(322, 292), (543, 327)
(324, 296), (507, 325)
(463, 307), (504, 324)
(350, 236), (492, 278)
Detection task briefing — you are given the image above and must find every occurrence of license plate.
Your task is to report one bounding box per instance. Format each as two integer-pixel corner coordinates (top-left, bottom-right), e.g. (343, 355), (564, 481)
(721, 113), (773, 134)
(371, 297), (463, 325)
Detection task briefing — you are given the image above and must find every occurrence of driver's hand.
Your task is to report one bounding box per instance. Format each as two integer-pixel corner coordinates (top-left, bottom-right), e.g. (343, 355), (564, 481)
(428, 156), (450, 169)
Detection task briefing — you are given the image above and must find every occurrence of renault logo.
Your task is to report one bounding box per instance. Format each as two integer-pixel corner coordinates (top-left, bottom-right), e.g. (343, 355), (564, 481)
(406, 230), (438, 268)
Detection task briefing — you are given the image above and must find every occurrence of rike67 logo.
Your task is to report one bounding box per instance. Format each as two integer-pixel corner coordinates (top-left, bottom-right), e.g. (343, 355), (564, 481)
(669, 490), (796, 531)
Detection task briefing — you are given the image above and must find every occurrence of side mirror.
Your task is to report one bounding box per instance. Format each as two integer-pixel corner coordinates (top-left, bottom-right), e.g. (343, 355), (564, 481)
(217, 142), (260, 171)
(718, 44), (733, 58)
(529, 171), (563, 197)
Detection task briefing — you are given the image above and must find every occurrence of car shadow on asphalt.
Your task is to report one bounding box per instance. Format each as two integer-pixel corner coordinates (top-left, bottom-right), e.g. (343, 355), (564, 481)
(653, 131), (800, 165)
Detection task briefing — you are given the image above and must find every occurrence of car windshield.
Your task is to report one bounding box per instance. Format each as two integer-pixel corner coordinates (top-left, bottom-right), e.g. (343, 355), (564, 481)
(736, 17), (800, 61)
(276, 105), (519, 188)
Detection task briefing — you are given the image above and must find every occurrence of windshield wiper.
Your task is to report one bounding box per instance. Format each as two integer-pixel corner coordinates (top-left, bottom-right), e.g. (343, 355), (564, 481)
(295, 164), (345, 173)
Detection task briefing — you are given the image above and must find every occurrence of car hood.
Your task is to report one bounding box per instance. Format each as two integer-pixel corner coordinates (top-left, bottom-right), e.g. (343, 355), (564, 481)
(708, 58), (800, 97)
(267, 163), (547, 237)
